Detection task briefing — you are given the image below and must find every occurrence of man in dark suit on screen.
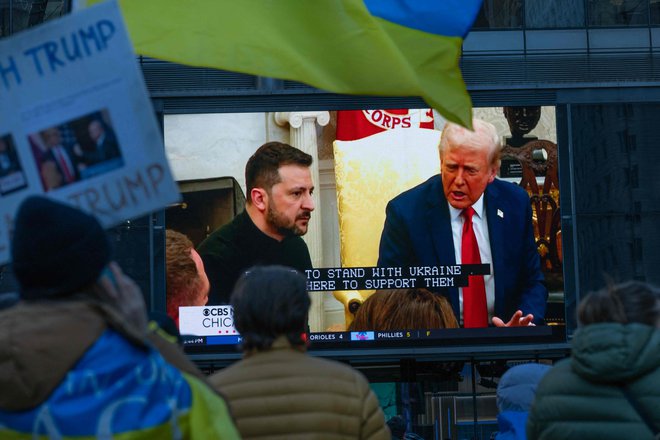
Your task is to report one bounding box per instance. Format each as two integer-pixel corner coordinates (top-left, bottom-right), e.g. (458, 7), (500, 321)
(87, 120), (121, 164)
(377, 119), (547, 327)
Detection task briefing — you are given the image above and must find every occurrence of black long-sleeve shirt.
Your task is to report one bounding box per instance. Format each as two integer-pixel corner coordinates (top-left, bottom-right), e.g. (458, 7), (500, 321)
(197, 210), (313, 305)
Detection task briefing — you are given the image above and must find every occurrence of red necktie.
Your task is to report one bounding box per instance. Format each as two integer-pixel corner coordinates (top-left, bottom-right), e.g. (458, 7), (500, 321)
(461, 207), (488, 328)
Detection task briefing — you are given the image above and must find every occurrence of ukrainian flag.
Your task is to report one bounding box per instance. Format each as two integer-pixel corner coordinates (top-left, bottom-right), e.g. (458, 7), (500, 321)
(0, 330), (239, 439)
(88, 0), (482, 127)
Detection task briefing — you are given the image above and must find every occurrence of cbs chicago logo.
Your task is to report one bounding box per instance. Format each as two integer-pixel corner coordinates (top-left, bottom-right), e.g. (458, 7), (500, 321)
(202, 307), (234, 328)
(203, 307), (232, 317)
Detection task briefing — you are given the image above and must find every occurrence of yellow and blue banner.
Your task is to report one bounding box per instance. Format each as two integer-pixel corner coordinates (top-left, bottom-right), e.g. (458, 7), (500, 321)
(87, 0), (483, 127)
(0, 330), (239, 439)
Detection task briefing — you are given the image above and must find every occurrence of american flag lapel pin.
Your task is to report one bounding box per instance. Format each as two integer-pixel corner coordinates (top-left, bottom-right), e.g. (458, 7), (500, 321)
(497, 209), (504, 218)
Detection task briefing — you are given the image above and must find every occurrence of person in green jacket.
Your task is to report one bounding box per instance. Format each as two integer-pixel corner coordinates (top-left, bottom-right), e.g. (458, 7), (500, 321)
(527, 280), (660, 440)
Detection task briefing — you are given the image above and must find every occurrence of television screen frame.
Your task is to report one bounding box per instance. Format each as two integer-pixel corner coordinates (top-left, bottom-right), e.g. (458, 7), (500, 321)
(161, 104), (570, 361)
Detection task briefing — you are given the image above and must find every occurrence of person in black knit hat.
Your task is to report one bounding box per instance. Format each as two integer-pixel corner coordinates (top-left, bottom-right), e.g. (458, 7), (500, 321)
(0, 195), (240, 439)
(11, 194), (112, 299)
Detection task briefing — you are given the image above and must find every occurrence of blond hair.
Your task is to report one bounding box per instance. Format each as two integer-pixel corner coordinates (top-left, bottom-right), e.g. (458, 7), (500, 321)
(439, 119), (502, 168)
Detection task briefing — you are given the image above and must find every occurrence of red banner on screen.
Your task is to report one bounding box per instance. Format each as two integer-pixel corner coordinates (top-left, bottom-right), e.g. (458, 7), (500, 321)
(336, 109), (434, 141)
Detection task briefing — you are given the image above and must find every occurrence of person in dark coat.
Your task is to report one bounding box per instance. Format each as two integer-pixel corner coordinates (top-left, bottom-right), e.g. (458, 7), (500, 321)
(198, 142), (315, 305)
(378, 119), (547, 327)
(527, 280), (660, 440)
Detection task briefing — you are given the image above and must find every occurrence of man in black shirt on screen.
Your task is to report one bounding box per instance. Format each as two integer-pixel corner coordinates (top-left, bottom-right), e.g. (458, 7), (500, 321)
(197, 142), (314, 305)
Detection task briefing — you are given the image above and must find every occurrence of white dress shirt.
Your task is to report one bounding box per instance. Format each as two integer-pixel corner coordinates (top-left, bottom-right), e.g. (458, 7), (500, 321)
(448, 195), (495, 325)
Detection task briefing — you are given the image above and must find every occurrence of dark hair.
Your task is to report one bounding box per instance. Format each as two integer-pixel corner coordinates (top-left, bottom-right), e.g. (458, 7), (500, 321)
(348, 288), (458, 331)
(244, 142), (312, 203)
(230, 265), (310, 351)
(578, 280), (660, 327)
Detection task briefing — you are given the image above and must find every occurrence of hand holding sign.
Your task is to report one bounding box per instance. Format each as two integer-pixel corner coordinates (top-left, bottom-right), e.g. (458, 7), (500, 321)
(95, 261), (148, 333)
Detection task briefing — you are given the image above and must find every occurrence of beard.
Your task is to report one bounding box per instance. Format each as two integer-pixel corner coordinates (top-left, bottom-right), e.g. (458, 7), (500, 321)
(266, 203), (311, 237)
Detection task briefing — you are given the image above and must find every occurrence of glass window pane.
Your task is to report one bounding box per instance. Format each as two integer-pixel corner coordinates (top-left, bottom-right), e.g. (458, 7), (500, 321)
(1, 23), (5, 39)
(473, 0), (523, 29)
(526, 0), (586, 28)
(650, 0), (660, 23)
(1, 2), (9, 37)
(5, 0), (68, 36)
(588, 0), (649, 27)
(571, 103), (660, 293)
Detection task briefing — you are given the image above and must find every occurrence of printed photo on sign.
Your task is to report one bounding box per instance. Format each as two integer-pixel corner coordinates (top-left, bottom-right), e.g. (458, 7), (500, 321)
(28, 109), (124, 192)
(0, 0), (181, 266)
(0, 134), (28, 197)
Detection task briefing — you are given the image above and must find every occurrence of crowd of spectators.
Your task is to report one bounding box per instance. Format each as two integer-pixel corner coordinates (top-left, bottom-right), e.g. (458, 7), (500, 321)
(1, 195), (658, 439)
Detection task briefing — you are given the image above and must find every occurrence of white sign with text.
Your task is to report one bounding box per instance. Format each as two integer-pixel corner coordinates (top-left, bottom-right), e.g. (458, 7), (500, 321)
(0, 0), (180, 265)
(178, 305), (239, 337)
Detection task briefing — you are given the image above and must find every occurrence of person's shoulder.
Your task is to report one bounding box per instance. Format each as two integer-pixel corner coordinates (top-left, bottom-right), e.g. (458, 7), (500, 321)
(492, 178), (529, 196)
(533, 359), (571, 395)
(214, 349), (368, 387)
(305, 354), (371, 384)
(390, 174), (441, 205)
(492, 178), (525, 193)
(208, 358), (244, 387)
(197, 214), (243, 254)
(491, 178), (532, 204)
(285, 234), (310, 250)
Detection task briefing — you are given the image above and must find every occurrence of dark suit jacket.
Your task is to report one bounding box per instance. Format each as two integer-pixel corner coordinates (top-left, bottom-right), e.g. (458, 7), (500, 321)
(377, 175), (547, 324)
(85, 132), (121, 165)
(97, 133), (120, 162)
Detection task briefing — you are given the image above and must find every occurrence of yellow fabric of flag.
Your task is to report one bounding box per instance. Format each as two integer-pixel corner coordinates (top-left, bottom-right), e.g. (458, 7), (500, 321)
(89, 0), (474, 127)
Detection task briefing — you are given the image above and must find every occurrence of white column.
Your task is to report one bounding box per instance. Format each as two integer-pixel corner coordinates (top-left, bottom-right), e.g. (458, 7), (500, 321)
(274, 111), (329, 332)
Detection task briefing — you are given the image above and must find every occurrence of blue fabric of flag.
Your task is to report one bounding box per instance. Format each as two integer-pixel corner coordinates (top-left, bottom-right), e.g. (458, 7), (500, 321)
(0, 329), (192, 437)
(363, 0), (483, 38)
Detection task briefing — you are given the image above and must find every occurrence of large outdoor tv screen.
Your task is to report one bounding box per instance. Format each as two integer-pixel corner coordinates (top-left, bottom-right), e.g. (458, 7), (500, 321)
(163, 106), (567, 351)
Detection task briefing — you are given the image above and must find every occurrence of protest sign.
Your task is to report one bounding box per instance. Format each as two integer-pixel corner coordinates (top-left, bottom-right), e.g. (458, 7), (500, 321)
(0, 0), (180, 265)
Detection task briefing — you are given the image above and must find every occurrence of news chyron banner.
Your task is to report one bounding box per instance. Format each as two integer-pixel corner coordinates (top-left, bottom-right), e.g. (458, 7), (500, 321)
(0, 0), (180, 265)
(179, 305), (238, 339)
(305, 264), (490, 291)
